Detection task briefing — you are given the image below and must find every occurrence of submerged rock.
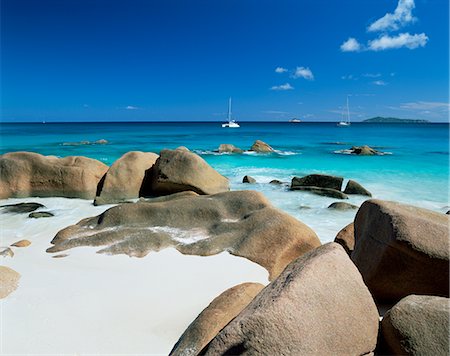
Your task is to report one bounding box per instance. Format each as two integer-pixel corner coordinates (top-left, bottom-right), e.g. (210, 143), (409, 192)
(334, 223), (354, 255)
(48, 190), (320, 280)
(269, 179), (284, 185)
(0, 152), (108, 199)
(0, 266), (20, 299)
(352, 199), (450, 303)
(249, 140), (274, 153)
(328, 202), (358, 210)
(217, 144), (243, 153)
(0, 202), (44, 214)
(150, 149), (229, 196)
(242, 175), (256, 184)
(201, 243), (379, 355)
(11, 240), (31, 247)
(379, 295), (449, 355)
(94, 151), (159, 205)
(170, 283), (264, 356)
(291, 174), (344, 191)
(291, 186), (348, 199)
(29, 211), (54, 218)
(343, 179), (372, 196)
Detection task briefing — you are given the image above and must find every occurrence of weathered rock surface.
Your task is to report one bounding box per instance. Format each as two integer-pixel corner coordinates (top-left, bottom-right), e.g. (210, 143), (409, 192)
(334, 223), (354, 255)
(217, 144), (243, 154)
(242, 175), (256, 184)
(0, 266), (20, 299)
(29, 211), (54, 218)
(344, 179), (372, 196)
(328, 202), (358, 210)
(94, 151), (159, 205)
(48, 190), (320, 280)
(11, 239), (31, 247)
(150, 149), (229, 196)
(291, 174), (344, 191)
(170, 283), (264, 356)
(0, 152), (108, 199)
(352, 199), (450, 303)
(249, 140), (274, 153)
(291, 186), (348, 199)
(201, 243), (379, 355)
(0, 202), (44, 214)
(379, 295), (450, 355)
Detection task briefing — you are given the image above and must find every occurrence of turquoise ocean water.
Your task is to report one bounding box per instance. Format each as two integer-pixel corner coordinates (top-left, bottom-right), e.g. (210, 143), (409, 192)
(1, 122), (448, 242)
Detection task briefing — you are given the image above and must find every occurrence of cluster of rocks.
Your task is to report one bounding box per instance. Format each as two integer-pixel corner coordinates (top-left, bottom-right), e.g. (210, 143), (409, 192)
(0, 148), (230, 205)
(290, 173), (372, 199)
(218, 140), (274, 153)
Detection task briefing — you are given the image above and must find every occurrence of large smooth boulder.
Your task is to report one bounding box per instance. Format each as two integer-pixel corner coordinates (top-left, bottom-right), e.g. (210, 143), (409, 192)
(48, 190), (321, 280)
(217, 144), (243, 154)
(291, 186), (348, 199)
(201, 243), (379, 355)
(249, 140), (274, 153)
(379, 295), (449, 355)
(352, 199), (450, 303)
(170, 283), (264, 356)
(94, 151), (159, 205)
(0, 152), (108, 199)
(344, 179), (372, 196)
(0, 266), (20, 299)
(291, 174), (343, 191)
(334, 222), (354, 255)
(150, 149), (229, 196)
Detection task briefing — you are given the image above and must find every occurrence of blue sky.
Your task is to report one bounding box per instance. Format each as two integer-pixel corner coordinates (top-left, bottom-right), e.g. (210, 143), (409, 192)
(1, 0), (449, 122)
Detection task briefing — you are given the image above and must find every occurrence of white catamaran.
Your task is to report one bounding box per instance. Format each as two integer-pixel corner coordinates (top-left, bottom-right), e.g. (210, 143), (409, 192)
(222, 97), (240, 128)
(337, 95), (351, 127)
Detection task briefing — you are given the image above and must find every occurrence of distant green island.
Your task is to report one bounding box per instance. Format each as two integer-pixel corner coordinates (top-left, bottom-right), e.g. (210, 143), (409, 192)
(362, 117), (429, 123)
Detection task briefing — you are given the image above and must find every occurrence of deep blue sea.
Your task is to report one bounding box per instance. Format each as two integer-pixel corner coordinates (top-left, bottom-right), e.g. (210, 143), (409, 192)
(1, 121), (448, 242)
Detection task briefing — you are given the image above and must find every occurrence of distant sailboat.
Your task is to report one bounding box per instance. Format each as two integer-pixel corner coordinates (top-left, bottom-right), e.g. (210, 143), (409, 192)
(337, 96), (351, 127)
(222, 97), (240, 128)
(289, 118), (301, 123)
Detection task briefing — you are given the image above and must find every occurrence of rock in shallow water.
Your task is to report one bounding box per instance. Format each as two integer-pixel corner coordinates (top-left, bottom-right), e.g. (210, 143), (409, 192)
(352, 199), (450, 303)
(0, 248), (14, 258)
(328, 202), (358, 210)
(200, 243), (379, 355)
(217, 144), (243, 153)
(249, 140), (274, 153)
(379, 295), (449, 355)
(242, 175), (256, 184)
(291, 174), (344, 191)
(343, 179), (372, 197)
(291, 186), (348, 199)
(170, 282), (264, 356)
(47, 190), (320, 280)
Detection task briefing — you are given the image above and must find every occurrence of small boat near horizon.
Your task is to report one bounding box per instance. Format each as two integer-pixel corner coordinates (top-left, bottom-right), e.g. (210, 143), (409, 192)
(222, 97), (240, 128)
(337, 96), (351, 127)
(289, 118), (302, 123)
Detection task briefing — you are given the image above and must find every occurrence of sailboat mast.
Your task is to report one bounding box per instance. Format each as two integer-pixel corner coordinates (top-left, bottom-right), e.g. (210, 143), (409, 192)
(346, 95), (350, 123)
(228, 97), (232, 121)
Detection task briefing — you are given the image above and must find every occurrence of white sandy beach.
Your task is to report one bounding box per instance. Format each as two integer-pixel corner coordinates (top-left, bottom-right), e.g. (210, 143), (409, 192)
(0, 197), (269, 355)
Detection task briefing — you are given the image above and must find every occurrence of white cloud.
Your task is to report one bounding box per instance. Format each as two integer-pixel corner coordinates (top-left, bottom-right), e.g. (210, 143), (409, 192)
(399, 101), (450, 111)
(368, 32), (428, 50)
(275, 67), (288, 73)
(368, 0), (416, 32)
(372, 80), (388, 86)
(292, 67), (314, 80)
(341, 74), (357, 80)
(125, 105), (139, 110)
(363, 73), (381, 78)
(340, 38), (362, 52)
(270, 83), (294, 91)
